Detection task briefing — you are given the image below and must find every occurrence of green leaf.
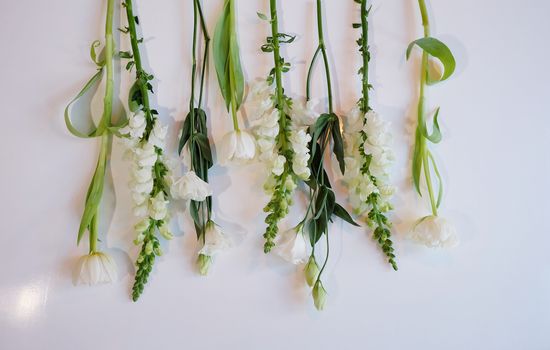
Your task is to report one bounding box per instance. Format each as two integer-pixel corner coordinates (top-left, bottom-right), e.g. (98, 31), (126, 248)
(193, 133), (213, 164)
(128, 81), (142, 112)
(406, 37), (456, 84)
(310, 113), (333, 161)
(178, 111), (192, 153)
(423, 107), (442, 143)
(89, 40), (105, 66)
(213, 0), (245, 111)
(64, 69), (105, 138)
(257, 12), (268, 21)
(333, 203), (360, 226)
(330, 117), (345, 174)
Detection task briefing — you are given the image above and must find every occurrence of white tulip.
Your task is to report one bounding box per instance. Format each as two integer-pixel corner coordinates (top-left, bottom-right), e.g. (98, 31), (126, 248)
(274, 225), (309, 264)
(218, 130), (256, 165)
(409, 215), (459, 248)
(199, 221), (229, 257)
(77, 252), (117, 285)
(171, 171), (212, 202)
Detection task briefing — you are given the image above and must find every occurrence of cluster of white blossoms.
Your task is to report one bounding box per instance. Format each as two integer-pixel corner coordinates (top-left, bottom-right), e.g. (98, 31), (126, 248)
(120, 111), (171, 225)
(247, 80), (316, 187)
(342, 105), (396, 215)
(409, 215), (459, 248)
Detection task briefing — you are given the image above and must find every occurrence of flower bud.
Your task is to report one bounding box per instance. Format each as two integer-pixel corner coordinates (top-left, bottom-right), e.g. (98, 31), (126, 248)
(304, 256), (319, 287)
(312, 280), (327, 311)
(159, 223), (174, 240)
(145, 241), (154, 255)
(196, 254), (212, 276)
(135, 218), (150, 233)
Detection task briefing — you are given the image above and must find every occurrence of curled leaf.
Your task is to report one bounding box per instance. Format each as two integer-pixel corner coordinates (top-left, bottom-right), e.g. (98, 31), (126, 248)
(423, 107), (442, 143)
(406, 37), (456, 84)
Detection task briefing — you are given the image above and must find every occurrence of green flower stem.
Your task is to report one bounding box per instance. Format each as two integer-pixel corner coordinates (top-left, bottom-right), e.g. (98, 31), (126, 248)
(269, 0), (287, 146)
(416, 0), (438, 216)
(360, 0), (369, 113)
(197, 0), (210, 109)
(189, 0), (199, 166)
(306, 0), (334, 113)
(124, 0), (152, 125)
(101, 0), (115, 130)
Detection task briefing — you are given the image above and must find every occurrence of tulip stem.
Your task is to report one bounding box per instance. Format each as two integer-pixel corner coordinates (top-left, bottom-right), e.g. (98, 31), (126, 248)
(416, 0), (438, 217)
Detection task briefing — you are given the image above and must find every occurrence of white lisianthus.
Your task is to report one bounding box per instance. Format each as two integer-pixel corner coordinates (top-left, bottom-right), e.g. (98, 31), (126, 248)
(274, 225), (309, 264)
(218, 130), (256, 165)
(409, 215), (459, 248)
(150, 192), (168, 221)
(171, 170), (212, 201)
(291, 99), (319, 127)
(199, 221), (229, 257)
(77, 252), (117, 285)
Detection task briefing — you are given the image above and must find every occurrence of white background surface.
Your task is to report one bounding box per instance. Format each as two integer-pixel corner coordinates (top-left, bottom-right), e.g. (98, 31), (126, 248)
(1, 0), (549, 349)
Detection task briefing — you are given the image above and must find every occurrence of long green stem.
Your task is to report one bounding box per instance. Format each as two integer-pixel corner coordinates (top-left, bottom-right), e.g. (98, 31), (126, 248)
(269, 0), (287, 149)
(228, 0), (240, 131)
(99, 0), (114, 132)
(360, 0), (369, 113)
(89, 133), (109, 253)
(316, 0), (334, 113)
(197, 0), (210, 108)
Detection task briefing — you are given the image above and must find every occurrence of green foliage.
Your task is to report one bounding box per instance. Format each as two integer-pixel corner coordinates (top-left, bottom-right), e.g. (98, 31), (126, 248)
(213, 0), (244, 112)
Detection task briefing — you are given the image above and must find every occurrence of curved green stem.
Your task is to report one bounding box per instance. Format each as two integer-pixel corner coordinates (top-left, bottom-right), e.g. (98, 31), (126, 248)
(306, 46), (320, 102)
(316, 0), (334, 113)
(196, 0), (210, 108)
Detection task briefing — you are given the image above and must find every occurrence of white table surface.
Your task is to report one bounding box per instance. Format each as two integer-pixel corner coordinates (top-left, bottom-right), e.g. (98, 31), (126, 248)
(1, 0), (549, 349)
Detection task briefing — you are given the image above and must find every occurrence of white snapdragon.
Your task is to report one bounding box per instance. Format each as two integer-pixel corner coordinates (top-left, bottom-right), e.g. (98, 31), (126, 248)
(289, 127), (312, 180)
(408, 215), (459, 248)
(342, 107), (395, 216)
(274, 225), (309, 265)
(171, 170), (212, 202)
(77, 252), (117, 285)
(291, 99), (319, 128)
(150, 192), (168, 221)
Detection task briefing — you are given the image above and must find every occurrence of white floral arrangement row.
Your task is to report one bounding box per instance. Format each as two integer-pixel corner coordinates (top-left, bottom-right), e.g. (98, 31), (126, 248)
(65, 0), (458, 310)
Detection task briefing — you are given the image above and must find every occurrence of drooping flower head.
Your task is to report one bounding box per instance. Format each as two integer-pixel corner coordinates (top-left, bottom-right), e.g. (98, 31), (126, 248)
(77, 252), (117, 285)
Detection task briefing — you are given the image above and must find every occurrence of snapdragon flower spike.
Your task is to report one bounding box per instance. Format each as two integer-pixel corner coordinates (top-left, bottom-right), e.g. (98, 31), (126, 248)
(120, 0), (174, 301)
(254, 1), (315, 254)
(342, 0), (397, 270)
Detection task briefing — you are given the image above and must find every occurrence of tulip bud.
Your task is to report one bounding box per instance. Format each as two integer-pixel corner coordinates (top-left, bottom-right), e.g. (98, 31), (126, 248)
(197, 254), (212, 276)
(304, 256), (319, 287)
(312, 280), (327, 311)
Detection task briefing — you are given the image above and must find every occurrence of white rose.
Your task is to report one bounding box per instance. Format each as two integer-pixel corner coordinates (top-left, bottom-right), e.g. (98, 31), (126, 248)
(409, 215), (459, 248)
